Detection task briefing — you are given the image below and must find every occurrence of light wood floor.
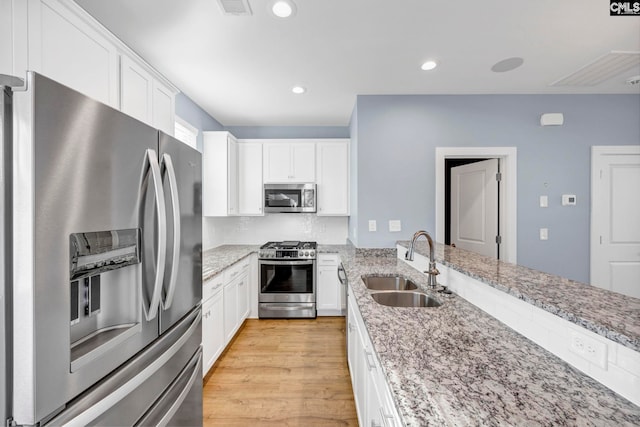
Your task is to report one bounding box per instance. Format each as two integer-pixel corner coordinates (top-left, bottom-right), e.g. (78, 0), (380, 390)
(203, 317), (358, 426)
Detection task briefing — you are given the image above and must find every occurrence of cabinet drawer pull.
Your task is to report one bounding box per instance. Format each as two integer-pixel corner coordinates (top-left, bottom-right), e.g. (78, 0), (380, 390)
(380, 408), (394, 427)
(365, 351), (376, 371)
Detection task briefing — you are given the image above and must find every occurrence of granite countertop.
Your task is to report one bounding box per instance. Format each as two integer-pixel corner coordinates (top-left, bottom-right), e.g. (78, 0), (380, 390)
(342, 254), (640, 426)
(202, 244), (259, 282)
(396, 240), (640, 352)
(201, 243), (640, 424)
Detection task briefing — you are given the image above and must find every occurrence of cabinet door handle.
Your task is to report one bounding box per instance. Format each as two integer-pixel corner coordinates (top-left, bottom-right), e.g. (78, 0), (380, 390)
(380, 408), (394, 427)
(365, 351), (376, 371)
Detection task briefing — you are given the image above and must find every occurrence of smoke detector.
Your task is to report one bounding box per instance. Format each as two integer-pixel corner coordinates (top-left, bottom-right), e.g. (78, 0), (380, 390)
(626, 75), (640, 86)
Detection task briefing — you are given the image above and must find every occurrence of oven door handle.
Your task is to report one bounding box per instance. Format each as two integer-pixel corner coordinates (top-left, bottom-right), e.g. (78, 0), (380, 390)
(259, 260), (315, 266)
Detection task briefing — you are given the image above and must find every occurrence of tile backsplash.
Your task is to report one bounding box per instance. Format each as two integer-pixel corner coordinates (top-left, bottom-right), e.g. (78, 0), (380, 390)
(203, 214), (348, 250)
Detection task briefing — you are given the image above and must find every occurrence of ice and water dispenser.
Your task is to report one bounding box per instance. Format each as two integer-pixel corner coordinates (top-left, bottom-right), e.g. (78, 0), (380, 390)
(69, 229), (141, 371)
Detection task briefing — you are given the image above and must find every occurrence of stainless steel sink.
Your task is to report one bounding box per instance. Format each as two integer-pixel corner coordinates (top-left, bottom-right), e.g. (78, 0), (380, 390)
(361, 275), (418, 291)
(371, 291), (442, 308)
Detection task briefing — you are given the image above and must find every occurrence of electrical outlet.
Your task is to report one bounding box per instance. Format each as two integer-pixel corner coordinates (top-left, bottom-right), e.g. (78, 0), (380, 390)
(569, 329), (608, 369)
(368, 220), (377, 232)
(389, 220), (401, 232)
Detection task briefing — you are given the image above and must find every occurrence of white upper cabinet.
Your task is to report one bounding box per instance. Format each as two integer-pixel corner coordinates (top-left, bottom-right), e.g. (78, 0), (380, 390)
(203, 131), (238, 217)
(152, 81), (175, 135)
(263, 141), (316, 183)
(26, 0), (119, 108)
(0, 1), (17, 78)
(316, 139), (350, 216)
(120, 55), (152, 123)
(291, 144), (316, 182)
(120, 55), (176, 133)
(8, 0), (177, 131)
(237, 142), (264, 216)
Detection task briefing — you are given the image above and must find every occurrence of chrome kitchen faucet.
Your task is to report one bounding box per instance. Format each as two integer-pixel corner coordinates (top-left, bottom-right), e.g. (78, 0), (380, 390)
(405, 230), (439, 288)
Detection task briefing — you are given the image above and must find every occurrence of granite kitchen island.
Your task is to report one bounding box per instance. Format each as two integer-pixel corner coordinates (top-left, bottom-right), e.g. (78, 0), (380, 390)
(340, 243), (640, 426)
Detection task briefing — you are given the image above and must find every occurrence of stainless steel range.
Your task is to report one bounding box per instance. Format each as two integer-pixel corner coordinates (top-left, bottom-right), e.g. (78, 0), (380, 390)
(258, 241), (317, 318)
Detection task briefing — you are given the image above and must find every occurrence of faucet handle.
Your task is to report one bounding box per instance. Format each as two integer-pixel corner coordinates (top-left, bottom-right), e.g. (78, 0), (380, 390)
(428, 266), (440, 276)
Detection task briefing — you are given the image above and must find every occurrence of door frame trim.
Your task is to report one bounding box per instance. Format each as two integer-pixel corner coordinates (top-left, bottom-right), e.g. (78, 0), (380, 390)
(590, 145), (640, 286)
(435, 147), (517, 263)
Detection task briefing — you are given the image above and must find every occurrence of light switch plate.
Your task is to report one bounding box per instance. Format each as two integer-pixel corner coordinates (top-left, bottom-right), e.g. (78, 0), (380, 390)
(389, 220), (401, 232)
(368, 220), (377, 232)
(540, 228), (548, 240)
(540, 195), (548, 208)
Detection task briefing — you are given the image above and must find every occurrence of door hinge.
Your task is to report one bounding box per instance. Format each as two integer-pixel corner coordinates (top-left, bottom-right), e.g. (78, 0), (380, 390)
(496, 172), (502, 182)
(495, 235), (502, 244)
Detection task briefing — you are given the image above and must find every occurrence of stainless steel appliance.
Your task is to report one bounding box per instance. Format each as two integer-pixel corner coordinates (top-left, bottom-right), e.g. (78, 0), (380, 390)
(1, 72), (202, 426)
(264, 183), (316, 213)
(258, 241), (317, 318)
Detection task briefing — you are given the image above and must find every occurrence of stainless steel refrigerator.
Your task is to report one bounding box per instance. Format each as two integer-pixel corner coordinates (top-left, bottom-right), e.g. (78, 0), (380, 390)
(1, 72), (203, 426)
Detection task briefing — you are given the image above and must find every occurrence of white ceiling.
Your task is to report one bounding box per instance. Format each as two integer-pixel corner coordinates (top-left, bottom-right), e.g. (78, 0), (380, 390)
(74, 0), (640, 127)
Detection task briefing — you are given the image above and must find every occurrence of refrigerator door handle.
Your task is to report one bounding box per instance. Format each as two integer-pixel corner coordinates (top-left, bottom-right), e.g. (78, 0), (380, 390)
(58, 310), (202, 427)
(160, 153), (181, 310)
(142, 149), (167, 321)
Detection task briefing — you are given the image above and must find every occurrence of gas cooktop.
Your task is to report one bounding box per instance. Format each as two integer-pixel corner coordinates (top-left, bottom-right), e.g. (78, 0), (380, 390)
(259, 241), (317, 259)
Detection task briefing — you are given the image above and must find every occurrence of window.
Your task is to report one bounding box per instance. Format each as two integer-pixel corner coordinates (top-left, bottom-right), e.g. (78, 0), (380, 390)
(174, 116), (199, 149)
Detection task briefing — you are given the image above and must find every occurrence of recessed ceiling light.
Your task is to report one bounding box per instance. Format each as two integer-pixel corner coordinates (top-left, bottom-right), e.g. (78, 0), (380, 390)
(271, 0), (296, 18)
(420, 60), (438, 71)
(292, 86), (306, 94)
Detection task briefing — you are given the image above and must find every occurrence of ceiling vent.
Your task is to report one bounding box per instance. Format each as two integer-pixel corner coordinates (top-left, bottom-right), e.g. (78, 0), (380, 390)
(550, 51), (640, 86)
(217, 0), (252, 16)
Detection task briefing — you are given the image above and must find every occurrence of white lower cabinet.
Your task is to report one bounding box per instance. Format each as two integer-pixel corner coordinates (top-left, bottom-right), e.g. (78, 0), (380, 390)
(223, 279), (239, 343)
(202, 257), (252, 377)
(237, 273), (250, 321)
(317, 254), (345, 316)
(347, 290), (401, 426)
(202, 287), (224, 376)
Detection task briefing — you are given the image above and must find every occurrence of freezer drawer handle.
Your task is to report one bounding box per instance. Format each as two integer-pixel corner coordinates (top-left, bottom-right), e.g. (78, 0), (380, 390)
(135, 349), (202, 427)
(59, 310), (201, 427)
(160, 153), (181, 310)
(141, 149), (167, 321)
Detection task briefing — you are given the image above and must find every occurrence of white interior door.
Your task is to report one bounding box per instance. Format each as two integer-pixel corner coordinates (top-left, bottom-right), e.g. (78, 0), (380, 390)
(451, 159), (500, 258)
(591, 146), (640, 298)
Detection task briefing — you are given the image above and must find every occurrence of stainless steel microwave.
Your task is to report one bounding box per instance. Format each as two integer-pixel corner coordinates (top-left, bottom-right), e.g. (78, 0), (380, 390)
(264, 183), (316, 213)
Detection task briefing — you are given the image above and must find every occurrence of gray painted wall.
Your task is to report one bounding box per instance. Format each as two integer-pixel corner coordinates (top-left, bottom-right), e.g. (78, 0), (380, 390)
(348, 103), (359, 246)
(353, 94), (640, 283)
(225, 126), (349, 139)
(175, 93), (349, 146)
(175, 93), (224, 151)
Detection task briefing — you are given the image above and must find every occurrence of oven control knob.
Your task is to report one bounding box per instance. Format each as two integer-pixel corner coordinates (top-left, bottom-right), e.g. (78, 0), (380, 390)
(310, 250), (315, 257)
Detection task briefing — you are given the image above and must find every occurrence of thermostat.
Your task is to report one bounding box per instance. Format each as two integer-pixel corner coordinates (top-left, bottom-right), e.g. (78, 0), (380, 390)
(562, 194), (577, 206)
